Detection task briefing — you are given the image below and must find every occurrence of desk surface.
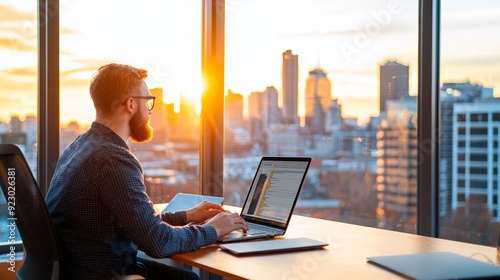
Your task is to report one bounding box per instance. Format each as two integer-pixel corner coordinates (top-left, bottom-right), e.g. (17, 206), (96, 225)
(155, 205), (498, 280)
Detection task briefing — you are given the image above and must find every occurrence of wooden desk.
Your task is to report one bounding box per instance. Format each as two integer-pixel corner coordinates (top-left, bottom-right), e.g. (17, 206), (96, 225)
(153, 205), (498, 279)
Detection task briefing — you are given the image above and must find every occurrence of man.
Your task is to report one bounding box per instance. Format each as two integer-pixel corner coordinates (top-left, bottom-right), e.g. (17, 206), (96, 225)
(46, 63), (247, 279)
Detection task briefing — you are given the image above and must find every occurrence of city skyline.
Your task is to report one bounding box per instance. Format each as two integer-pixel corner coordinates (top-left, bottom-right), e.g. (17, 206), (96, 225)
(1, 1), (499, 125)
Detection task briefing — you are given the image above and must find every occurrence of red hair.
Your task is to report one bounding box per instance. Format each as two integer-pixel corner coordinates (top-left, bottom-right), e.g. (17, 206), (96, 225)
(90, 63), (148, 116)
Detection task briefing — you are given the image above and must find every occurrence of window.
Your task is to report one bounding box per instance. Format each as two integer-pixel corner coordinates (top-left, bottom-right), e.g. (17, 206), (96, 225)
(469, 167), (487, 175)
(470, 141), (488, 148)
(59, 1), (202, 204)
(470, 128), (488, 135)
(224, 0), (419, 233)
(470, 113), (488, 122)
(440, 0), (500, 246)
(470, 154), (487, 162)
(0, 0), (37, 256)
(456, 114), (466, 122)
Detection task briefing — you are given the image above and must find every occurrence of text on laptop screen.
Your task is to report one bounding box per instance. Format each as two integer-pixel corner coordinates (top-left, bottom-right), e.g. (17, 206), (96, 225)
(241, 159), (309, 224)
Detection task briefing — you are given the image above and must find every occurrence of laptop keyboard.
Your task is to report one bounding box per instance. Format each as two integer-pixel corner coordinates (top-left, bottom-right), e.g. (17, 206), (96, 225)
(247, 223), (276, 235)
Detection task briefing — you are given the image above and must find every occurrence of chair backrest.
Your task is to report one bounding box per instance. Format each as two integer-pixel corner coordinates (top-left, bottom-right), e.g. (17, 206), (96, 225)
(0, 144), (61, 280)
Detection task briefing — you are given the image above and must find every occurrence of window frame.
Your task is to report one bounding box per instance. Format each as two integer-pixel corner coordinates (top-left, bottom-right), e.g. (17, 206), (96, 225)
(38, 0), (60, 197)
(417, 0), (440, 237)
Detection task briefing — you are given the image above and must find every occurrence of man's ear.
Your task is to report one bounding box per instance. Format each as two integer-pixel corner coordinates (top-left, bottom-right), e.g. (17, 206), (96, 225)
(124, 97), (134, 113)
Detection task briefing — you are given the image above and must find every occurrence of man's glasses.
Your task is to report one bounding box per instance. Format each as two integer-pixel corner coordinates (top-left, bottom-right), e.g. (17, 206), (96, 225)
(130, 96), (156, 111)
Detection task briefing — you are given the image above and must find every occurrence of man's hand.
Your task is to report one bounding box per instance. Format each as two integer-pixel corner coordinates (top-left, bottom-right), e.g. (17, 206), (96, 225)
(185, 200), (225, 223)
(205, 212), (248, 238)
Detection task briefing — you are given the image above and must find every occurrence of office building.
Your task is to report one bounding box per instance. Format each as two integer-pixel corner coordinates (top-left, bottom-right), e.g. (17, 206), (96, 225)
(379, 61), (409, 113)
(304, 68), (332, 132)
(452, 100), (500, 220)
(262, 86), (281, 129)
(225, 90), (251, 154)
(443, 81), (494, 100)
(440, 82), (495, 218)
(325, 98), (343, 134)
(246, 87), (281, 152)
(178, 91), (200, 141)
(376, 97), (417, 229)
(149, 88), (169, 144)
(225, 90), (244, 130)
(247, 87), (281, 131)
(247, 91), (264, 144)
(267, 124), (305, 156)
(282, 49), (299, 124)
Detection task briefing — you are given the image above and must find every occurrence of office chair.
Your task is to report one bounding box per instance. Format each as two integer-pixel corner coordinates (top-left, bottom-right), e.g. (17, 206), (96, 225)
(0, 144), (144, 280)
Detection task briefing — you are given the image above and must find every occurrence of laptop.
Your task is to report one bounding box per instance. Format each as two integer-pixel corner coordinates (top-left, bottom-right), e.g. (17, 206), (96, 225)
(218, 157), (312, 243)
(367, 252), (500, 279)
(220, 237), (328, 255)
(161, 193), (224, 214)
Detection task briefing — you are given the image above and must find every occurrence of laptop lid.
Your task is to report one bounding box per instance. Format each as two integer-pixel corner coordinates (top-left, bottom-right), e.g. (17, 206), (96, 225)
(220, 237), (328, 255)
(367, 252), (500, 279)
(239, 157), (312, 231)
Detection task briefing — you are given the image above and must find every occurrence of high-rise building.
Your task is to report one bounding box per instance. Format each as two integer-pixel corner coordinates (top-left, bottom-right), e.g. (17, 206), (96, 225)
(225, 90), (244, 130)
(379, 61), (409, 113)
(178, 91), (199, 141)
(304, 68), (331, 132)
(439, 82), (495, 218)
(282, 49), (299, 124)
(225, 90), (250, 154)
(262, 86), (281, 128)
(376, 97), (417, 228)
(452, 100), (500, 220)
(149, 87), (169, 144)
(247, 88), (280, 129)
(246, 87), (281, 153)
(247, 91), (265, 148)
(248, 91), (263, 119)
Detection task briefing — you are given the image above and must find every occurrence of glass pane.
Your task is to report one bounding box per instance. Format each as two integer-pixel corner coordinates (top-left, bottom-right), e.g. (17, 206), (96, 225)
(440, 0), (500, 246)
(0, 0), (37, 255)
(60, 1), (202, 204)
(224, 1), (418, 233)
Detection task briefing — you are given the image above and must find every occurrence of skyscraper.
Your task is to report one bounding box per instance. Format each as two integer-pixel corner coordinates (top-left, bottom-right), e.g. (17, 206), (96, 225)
(225, 90), (244, 130)
(263, 86), (281, 128)
(305, 67), (331, 132)
(282, 49), (299, 124)
(379, 61), (409, 113)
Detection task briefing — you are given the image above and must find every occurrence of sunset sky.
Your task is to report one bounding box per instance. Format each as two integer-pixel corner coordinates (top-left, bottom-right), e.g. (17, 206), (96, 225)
(0, 0), (499, 125)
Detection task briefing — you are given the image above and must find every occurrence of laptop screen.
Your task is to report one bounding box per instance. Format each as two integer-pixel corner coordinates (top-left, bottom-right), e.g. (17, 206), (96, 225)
(240, 157), (311, 228)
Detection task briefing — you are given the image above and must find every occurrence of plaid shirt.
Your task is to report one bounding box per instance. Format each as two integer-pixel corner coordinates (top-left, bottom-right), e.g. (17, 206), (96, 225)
(46, 122), (217, 279)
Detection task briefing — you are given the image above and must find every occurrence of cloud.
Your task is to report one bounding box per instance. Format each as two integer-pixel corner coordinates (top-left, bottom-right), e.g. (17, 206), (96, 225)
(281, 21), (414, 39)
(0, 3), (78, 53)
(0, 36), (36, 51)
(0, 4), (34, 22)
(2, 65), (36, 76)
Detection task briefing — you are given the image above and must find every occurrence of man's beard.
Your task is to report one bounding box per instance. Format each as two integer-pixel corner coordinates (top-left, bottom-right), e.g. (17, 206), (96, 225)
(129, 110), (153, 143)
